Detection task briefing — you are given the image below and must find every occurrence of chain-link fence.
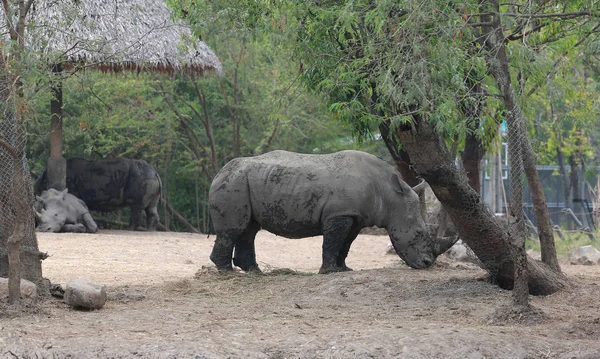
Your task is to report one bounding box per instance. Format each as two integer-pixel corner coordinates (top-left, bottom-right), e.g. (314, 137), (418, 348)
(0, 101), (43, 284)
(504, 105), (532, 305)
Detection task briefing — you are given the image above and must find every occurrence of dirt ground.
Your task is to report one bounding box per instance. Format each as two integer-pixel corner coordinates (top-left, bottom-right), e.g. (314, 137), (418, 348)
(2, 230), (600, 359)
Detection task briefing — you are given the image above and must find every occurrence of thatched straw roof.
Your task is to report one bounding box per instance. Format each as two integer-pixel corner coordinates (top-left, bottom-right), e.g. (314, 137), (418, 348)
(3, 0), (221, 74)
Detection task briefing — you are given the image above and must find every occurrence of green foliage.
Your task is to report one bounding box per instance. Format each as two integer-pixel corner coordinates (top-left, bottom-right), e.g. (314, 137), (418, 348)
(18, 0), (600, 232)
(24, 11), (376, 232)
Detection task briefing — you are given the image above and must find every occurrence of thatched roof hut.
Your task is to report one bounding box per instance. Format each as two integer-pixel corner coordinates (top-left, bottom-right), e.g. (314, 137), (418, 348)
(0, 0), (222, 191)
(11, 0), (222, 74)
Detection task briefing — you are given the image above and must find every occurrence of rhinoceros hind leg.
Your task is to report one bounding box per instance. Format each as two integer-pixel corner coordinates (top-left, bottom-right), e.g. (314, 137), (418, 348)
(145, 206), (159, 231)
(210, 235), (236, 272)
(145, 191), (160, 231)
(320, 216), (356, 274)
(81, 213), (98, 233)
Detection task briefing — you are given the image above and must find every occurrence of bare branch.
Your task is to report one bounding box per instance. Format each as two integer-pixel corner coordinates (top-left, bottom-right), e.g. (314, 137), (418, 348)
(501, 11), (598, 19)
(0, 138), (18, 159)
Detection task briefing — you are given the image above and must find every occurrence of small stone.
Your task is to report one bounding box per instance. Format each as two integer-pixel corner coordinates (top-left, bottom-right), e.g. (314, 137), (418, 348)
(0, 277), (38, 300)
(568, 245), (600, 265)
(64, 279), (107, 309)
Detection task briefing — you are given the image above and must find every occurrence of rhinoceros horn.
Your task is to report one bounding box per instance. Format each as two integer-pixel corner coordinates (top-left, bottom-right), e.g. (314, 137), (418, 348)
(411, 180), (427, 194)
(433, 235), (460, 256)
(33, 207), (42, 219)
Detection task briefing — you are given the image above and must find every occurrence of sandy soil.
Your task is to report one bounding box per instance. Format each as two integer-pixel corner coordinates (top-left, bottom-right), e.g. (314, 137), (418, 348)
(2, 230), (600, 359)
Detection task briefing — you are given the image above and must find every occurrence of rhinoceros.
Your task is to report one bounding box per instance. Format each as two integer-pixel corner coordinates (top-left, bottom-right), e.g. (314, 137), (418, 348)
(209, 150), (459, 274)
(35, 188), (98, 233)
(35, 158), (161, 231)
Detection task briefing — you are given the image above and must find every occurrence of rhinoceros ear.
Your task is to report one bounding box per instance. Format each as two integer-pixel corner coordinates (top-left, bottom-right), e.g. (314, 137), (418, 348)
(390, 174), (405, 195)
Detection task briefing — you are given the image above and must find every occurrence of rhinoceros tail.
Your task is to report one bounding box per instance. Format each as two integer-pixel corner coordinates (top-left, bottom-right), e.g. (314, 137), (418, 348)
(155, 170), (163, 203)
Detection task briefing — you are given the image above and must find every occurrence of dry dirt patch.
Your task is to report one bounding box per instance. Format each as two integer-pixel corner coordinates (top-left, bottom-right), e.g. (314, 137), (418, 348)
(1, 230), (600, 359)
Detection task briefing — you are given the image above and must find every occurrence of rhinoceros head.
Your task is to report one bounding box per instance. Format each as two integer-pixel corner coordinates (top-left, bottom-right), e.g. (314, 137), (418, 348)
(386, 179), (458, 269)
(35, 188), (68, 233)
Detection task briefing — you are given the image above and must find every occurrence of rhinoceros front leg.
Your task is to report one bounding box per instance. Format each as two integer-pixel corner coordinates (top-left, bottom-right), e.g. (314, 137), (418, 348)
(320, 216), (357, 274)
(336, 225), (361, 271)
(61, 223), (87, 233)
(210, 235), (236, 272)
(233, 221), (261, 272)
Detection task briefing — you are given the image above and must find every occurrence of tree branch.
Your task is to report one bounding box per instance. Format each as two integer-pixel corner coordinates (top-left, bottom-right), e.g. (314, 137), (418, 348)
(0, 138), (17, 159)
(501, 11), (598, 19)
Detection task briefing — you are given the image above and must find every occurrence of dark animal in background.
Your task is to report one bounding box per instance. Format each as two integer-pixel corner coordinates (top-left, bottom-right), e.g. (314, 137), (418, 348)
(35, 188), (98, 233)
(35, 158), (161, 231)
(209, 150), (459, 274)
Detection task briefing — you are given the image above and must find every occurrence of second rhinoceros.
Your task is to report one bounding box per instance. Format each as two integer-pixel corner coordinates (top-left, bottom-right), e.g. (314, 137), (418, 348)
(209, 150), (458, 274)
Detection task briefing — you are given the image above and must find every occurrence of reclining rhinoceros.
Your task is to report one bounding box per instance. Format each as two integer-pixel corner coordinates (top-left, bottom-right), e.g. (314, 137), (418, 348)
(35, 188), (98, 233)
(209, 150), (459, 273)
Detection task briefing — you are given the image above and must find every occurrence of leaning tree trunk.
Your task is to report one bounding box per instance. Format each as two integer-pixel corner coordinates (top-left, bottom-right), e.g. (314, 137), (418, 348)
(391, 117), (567, 295)
(379, 121), (427, 220)
(379, 121), (420, 186)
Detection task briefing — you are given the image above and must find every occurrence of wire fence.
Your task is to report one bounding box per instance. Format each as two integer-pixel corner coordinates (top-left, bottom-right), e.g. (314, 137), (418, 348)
(0, 104), (38, 280)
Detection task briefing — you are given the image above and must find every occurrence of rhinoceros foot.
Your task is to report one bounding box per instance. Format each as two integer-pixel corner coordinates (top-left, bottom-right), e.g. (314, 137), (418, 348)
(318, 265), (353, 274)
(233, 257), (262, 273)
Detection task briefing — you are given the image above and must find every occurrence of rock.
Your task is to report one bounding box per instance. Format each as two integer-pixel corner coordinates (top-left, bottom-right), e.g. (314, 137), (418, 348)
(568, 245), (600, 265)
(0, 277), (38, 300)
(385, 244), (395, 255)
(526, 249), (541, 261)
(444, 240), (480, 265)
(64, 279), (107, 309)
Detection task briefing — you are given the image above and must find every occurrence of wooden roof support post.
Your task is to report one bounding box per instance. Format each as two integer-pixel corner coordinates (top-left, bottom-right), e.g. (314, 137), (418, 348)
(47, 63), (66, 190)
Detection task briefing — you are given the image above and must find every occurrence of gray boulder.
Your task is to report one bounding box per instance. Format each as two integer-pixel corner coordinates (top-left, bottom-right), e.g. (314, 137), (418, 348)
(0, 277), (37, 300)
(444, 239), (480, 264)
(568, 245), (600, 265)
(64, 279), (107, 309)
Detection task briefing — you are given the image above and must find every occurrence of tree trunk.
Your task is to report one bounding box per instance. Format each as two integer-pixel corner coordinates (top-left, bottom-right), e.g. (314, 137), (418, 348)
(379, 122), (420, 186)
(460, 80), (485, 195)
(557, 146), (572, 211)
(47, 64), (67, 191)
(391, 117), (567, 295)
(163, 201), (200, 234)
(462, 131), (485, 195)
(569, 139), (591, 229)
(379, 121), (427, 220)
(480, 0), (561, 275)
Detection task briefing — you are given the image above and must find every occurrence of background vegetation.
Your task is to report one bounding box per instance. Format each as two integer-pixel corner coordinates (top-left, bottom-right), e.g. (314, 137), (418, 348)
(23, 0), (600, 238)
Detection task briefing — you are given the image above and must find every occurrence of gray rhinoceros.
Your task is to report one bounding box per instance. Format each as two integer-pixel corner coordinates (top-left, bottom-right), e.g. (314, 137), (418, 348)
(35, 188), (98, 233)
(35, 158), (161, 231)
(209, 150), (458, 274)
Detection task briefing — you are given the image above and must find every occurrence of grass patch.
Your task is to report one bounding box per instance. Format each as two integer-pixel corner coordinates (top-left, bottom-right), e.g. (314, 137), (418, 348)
(264, 268), (314, 276)
(526, 230), (600, 256)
